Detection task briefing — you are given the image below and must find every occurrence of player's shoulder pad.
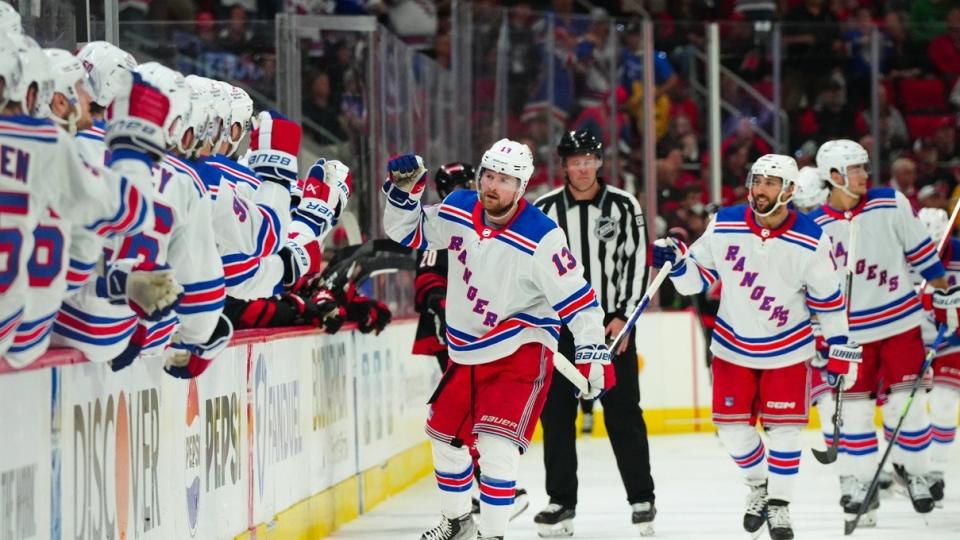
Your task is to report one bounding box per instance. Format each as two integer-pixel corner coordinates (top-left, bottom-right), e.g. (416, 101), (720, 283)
(789, 210), (824, 241)
(440, 189), (478, 212)
(866, 186), (897, 201)
(0, 114), (59, 143)
(512, 200), (559, 245)
(714, 204), (748, 224)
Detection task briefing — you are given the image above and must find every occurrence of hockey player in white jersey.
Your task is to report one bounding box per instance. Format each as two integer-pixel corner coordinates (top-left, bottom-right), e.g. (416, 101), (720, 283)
(791, 166), (829, 214)
(652, 154), (858, 540)
(917, 207), (960, 506)
(1, 34), (175, 363)
(383, 141), (612, 540)
(808, 139), (950, 524)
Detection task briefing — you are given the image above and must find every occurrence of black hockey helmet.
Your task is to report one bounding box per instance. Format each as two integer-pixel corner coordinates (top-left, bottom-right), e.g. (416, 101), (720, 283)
(435, 162), (476, 199)
(557, 130), (603, 159)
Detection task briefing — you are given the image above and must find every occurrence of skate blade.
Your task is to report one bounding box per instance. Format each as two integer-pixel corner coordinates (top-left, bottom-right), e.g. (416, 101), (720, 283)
(536, 520), (574, 538)
(635, 522), (654, 537)
(843, 510), (877, 530)
(509, 496), (530, 521)
(934, 500), (944, 509)
(746, 527), (764, 540)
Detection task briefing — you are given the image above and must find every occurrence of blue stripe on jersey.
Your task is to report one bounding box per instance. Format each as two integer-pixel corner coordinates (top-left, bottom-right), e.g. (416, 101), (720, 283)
(712, 318), (814, 359)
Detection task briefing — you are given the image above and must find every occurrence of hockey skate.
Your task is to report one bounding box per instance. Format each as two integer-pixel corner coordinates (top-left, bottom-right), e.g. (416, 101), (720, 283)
(766, 500), (794, 540)
(631, 501), (656, 537)
(893, 464), (935, 513)
(534, 503), (575, 538)
(843, 478), (879, 528)
(743, 480), (768, 539)
(838, 475), (855, 507)
(421, 513), (477, 540)
(927, 472), (945, 508)
(511, 488), (530, 521)
(878, 468), (894, 494)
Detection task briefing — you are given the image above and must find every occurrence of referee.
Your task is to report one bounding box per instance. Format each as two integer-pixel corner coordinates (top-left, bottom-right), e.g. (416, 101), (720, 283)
(532, 130), (656, 536)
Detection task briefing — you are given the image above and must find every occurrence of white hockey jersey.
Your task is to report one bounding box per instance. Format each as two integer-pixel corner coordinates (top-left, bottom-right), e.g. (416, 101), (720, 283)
(919, 237), (960, 356)
(0, 116), (150, 358)
(670, 205), (849, 369)
(383, 183), (606, 365)
(808, 188), (944, 344)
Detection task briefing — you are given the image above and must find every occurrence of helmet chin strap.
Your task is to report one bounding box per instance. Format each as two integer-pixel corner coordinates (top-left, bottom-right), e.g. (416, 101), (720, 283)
(750, 188), (792, 219)
(51, 109), (79, 135)
(827, 170), (858, 198)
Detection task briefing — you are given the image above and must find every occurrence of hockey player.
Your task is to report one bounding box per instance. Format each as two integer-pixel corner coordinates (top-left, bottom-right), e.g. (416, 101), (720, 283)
(917, 207), (960, 506)
(809, 139), (951, 525)
(382, 141), (612, 540)
(1, 34), (173, 363)
(652, 154), (859, 540)
(413, 162), (476, 372)
(791, 166), (829, 214)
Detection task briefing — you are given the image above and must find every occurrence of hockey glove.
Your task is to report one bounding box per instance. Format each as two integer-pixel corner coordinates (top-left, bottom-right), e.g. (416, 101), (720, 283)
(821, 339), (862, 391)
(574, 344), (616, 400)
(290, 158), (353, 241)
(99, 259), (184, 321)
(310, 288), (347, 333)
(164, 314), (234, 379)
(383, 154), (428, 207)
(423, 288), (447, 345)
(105, 71), (170, 161)
(109, 323), (147, 372)
(650, 237), (688, 274)
(279, 239), (324, 289)
(932, 285), (960, 334)
(247, 111), (301, 189)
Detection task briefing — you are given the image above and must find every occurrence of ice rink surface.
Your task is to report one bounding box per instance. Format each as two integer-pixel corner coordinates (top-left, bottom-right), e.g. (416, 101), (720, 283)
(331, 431), (960, 539)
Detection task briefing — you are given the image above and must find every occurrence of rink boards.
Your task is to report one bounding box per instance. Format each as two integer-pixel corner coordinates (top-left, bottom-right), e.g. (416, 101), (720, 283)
(0, 312), (712, 539)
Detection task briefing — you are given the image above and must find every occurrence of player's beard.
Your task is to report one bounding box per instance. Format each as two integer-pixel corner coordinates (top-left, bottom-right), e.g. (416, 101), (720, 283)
(481, 189), (515, 218)
(751, 194), (775, 215)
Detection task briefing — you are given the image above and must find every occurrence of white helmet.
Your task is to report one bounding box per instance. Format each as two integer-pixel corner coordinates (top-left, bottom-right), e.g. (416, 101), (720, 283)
(226, 84), (253, 155)
(0, 32), (18, 110)
(0, 1), (22, 35)
(185, 75), (230, 149)
(76, 41), (137, 108)
(134, 62), (192, 154)
(817, 139), (869, 196)
(7, 34), (54, 118)
(746, 153), (799, 218)
(792, 166), (828, 210)
(919, 207), (950, 245)
(44, 48), (91, 133)
(183, 75), (215, 153)
(478, 138), (535, 199)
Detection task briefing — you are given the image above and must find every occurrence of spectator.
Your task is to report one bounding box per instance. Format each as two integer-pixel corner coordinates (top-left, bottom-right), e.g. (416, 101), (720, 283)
(622, 23), (679, 140)
(782, 0), (843, 111)
(855, 83), (909, 155)
(574, 8), (615, 109)
(303, 70), (346, 144)
(932, 116), (958, 158)
(843, 7), (880, 110)
(383, 0), (439, 50)
(796, 75), (856, 144)
(910, 0), (954, 43)
(660, 114), (702, 168)
(882, 10), (926, 79)
(218, 5), (262, 54)
(889, 157), (921, 209)
(793, 140), (819, 169)
(913, 137), (943, 186)
(721, 117), (772, 162)
(721, 142), (751, 205)
(928, 8), (960, 80)
(920, 182), (950, 211)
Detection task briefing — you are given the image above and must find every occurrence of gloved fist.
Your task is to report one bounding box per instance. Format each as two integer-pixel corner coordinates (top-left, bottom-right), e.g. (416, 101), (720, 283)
(164, 315), (234, 379)
(247, 111), (301, 188)
(105, 71), (170, 160)
(932, 285), (960, 333)
(574, 344), (616, 400)
(109, 324), (147, 372)
(99, 259), (184, 321)
(383, 154), (428, 207)
(424, 290), (447, 345)
(821, 339), (862, 391)
(309, 288), (346, 334)
(650, 237), (688, 272)
(279, 240), (323, 289)
(291, 158), (353, 240)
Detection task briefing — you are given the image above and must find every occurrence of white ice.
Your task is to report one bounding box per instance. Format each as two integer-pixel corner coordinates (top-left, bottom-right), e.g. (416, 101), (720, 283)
(331, 431), (960, 539)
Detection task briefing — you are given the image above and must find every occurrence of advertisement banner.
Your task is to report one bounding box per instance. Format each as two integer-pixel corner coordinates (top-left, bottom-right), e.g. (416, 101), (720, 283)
(306, 332), (356, 493)
(0, 369), (51, 540)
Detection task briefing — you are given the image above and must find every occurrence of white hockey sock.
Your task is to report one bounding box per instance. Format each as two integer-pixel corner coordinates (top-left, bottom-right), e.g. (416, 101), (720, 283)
(475, 433), (521, 538)
(717, 424), (767, 483)
(928, 385), (960, 474)
(882, 390), (932, 475)
(766, 426), (802, 502)
(839, 399), (879, 482)
(432, 439), (474, 519)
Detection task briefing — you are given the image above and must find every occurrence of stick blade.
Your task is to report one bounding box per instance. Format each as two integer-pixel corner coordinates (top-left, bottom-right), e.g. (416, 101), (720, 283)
(843, 518), (858, 536)
(812, 445), (838, 464)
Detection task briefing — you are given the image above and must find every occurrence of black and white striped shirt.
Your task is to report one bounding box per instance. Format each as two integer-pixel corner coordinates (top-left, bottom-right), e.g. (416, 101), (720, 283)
(534, 184), (648, 319)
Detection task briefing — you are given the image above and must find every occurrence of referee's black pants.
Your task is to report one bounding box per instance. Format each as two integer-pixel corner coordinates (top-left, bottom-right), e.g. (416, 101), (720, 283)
(540, 321), (656, 507)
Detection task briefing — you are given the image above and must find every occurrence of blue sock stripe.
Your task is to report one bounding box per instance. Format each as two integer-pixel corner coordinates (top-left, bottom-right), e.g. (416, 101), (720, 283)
(731, 441), (764, 461)
(436, 464), (474, 481)
(767, 449), (802, 459)
(479, 476), (516, 489)
(479, 493), (515, 506)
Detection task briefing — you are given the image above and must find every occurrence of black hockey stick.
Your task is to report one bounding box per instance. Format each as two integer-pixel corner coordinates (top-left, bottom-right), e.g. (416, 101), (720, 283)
(813, 217), (859, 465)
(844, 324), (949, 535)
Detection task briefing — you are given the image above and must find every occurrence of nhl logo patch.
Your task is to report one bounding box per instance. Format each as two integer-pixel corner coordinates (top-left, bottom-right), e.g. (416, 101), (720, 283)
(594, 216), (617, 241)
(724, 396), (734, 407)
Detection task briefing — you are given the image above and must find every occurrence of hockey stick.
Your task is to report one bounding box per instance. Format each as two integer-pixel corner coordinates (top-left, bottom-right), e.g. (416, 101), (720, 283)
(813, 217), (858, 465)
(552, 351), (592, 396)
(844, 324), (949, 536)
(609, 261), (674, 353)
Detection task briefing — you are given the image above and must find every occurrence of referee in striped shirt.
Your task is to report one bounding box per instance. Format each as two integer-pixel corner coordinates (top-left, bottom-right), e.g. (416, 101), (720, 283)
(532, 130), (657, 534)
